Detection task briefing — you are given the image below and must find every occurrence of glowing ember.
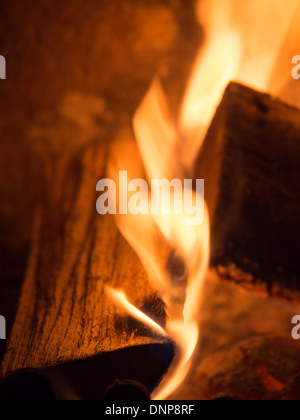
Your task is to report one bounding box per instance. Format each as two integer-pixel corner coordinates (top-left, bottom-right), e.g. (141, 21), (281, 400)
(106, 0), (300, 400)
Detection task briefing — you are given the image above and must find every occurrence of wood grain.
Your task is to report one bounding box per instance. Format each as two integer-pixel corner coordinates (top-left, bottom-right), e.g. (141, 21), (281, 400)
(196, 82), (300, 304)
(1, 141), (167, 377)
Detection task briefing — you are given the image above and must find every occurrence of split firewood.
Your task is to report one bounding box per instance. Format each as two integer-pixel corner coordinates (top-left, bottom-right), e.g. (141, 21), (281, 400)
(195, 82), (300, 305)
(1, 140), (168, 378)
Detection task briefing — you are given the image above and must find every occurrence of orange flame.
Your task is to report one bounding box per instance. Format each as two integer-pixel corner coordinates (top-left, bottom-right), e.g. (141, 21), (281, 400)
(106, 287), (169, 338)
(107, 79), (210, 400)
(180, 0), (300, 168)
(106, 0), (300, 400)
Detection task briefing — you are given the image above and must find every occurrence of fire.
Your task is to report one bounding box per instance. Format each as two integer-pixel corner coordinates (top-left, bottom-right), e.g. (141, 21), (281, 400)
(106, 287), (169, 338)
(108, 81), (210, 400)
(180, 0), (300, 167)
(106, 0), (300, 400)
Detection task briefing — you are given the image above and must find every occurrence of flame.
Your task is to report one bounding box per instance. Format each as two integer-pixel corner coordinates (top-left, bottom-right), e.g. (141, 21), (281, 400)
(106, 287), (169, 338)
(180, 0), (300, 167)
(108, 80), (210, 400)
(105, 0), (300, 400)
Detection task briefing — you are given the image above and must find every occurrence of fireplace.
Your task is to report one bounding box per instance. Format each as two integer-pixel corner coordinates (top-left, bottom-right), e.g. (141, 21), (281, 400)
(0, 0), (300, 401)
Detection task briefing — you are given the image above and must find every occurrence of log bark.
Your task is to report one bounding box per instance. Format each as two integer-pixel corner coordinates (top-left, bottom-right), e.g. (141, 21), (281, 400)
(196, 82), (300, 304)
(1, 140), (167, 378)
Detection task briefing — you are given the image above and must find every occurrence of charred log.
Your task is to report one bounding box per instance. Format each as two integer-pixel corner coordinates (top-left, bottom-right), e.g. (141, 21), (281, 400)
(196, 82), (300, 304)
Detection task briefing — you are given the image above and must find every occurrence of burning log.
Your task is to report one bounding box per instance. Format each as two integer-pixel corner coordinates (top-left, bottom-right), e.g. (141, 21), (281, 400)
(196, 82), (300, 304)
(1, 141), (169, 378)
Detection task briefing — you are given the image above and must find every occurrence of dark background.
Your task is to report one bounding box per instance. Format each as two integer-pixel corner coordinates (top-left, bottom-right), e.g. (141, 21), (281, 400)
(0, 0), (201, 365)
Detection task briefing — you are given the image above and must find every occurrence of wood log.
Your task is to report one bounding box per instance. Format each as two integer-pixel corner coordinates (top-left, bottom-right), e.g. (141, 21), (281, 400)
(195, 82), (300, 304)
(1, 140), (168, 378)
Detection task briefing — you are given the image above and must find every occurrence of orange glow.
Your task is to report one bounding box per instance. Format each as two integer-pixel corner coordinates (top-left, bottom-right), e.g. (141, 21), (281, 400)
(254, 364), (285, 392)
(180, 0), (300, 169)
(134, 78), (179, 181)
(108, 79), (210, 399)
(134, 79), (210, 401)
(106, 0), (300, 400)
